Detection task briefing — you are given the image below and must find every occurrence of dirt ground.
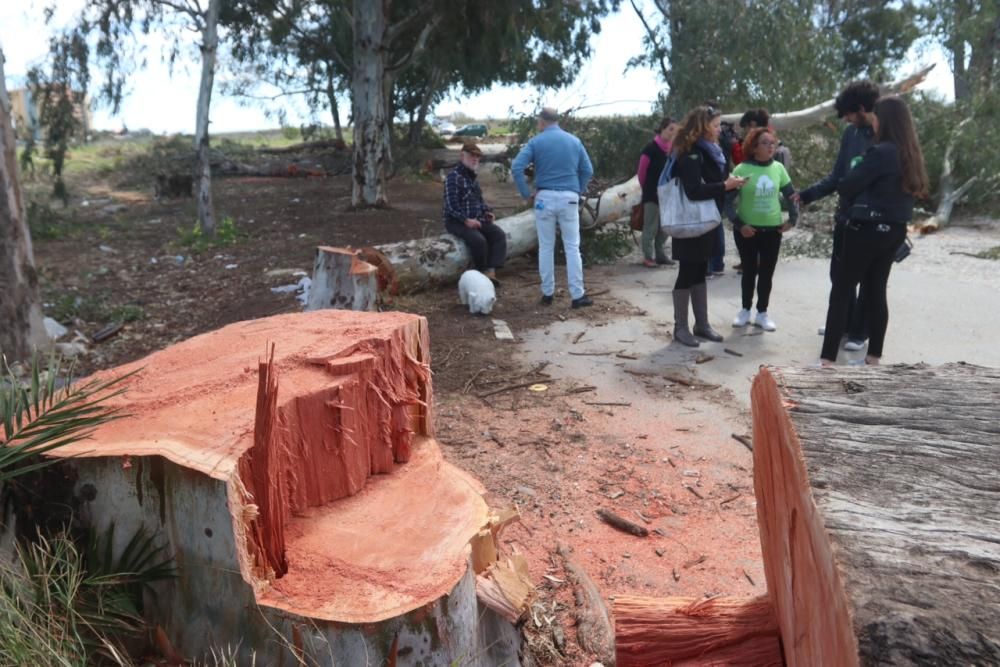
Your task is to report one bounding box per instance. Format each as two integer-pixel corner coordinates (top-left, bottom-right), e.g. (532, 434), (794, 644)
(28, 144), (1000, 665)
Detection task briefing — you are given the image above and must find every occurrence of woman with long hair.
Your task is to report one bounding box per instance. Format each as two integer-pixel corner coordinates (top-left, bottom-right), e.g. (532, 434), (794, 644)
(636, 116), (679, 267)
(669, 106), (748, 347)
(820, 95), (928, 365)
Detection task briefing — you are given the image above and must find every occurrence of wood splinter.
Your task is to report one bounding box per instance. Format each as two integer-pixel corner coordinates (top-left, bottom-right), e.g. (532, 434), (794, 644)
(596, 508), (649, 537)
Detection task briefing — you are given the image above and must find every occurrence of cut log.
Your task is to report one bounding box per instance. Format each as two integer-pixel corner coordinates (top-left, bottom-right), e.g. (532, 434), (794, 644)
(721, 65), (934, 131)
(751, 364), (1000, 666)
(915, 118), (977, 233)
(613, 595), (782, 667)
(305, 246), (379, 311)
(312, 177), (641, 302)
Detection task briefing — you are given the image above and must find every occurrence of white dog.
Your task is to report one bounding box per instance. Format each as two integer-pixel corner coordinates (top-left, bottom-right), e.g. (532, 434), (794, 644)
(458, 270), (496, 315)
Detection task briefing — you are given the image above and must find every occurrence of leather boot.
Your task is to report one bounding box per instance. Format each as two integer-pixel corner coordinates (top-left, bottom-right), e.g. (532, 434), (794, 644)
(691, 282), (724, 342)
(672, 289), (700, 347)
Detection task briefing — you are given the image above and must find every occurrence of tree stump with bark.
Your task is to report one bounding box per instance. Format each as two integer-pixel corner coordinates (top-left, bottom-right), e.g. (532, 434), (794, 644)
(306, 246), (379, 311)
(751, 364), (1000, 666)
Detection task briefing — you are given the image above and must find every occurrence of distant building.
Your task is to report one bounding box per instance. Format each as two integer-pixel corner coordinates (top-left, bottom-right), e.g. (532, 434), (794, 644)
(8, 86), (91, 142)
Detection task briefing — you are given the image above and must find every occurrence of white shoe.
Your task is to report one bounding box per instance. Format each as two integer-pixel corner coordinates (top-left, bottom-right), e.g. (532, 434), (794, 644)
(732, 308), (752, 327)
(843, 339), (867, 351)
(754, 311), (777, 331)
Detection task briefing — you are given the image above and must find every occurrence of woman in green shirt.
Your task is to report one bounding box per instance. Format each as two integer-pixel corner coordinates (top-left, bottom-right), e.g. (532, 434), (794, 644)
(726, 128), (799, 331)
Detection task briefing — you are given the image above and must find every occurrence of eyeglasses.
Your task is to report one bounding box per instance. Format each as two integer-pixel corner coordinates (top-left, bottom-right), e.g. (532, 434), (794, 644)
(758, 140), (777, 147)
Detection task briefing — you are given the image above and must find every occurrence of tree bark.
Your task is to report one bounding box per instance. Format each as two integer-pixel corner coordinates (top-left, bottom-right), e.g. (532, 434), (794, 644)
(325, 67), (343, 143)
(751, 364), (1000, 666)
(720, 65), (935, 131)
(351, 0), (389, 207)
(917, 118), (977, 233)
(306, 246), (379, 311)
(194, 0), (221, 237)
(0, 47), (46, 362)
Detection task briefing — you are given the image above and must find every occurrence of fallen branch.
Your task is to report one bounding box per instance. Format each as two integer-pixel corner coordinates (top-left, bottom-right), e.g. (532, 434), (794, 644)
(478, 379), (550, 399)
(596, 508), (649, 537)
(585, 401), (632, 407)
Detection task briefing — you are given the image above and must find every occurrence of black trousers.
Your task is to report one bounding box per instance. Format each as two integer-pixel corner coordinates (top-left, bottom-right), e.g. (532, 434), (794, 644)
(831, 221), (869, 342)
(675, 261), (707, 289)
(445, 220), (507, 272)
(735, 227), (782, 311)
(821, 222), (906, 361)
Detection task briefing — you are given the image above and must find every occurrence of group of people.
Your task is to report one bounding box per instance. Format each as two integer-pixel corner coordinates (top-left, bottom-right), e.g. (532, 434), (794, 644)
(441, 81), (927, 366)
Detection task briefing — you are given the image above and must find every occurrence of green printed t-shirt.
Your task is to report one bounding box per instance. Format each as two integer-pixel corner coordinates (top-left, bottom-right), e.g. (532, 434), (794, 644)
(732, 161), (792, 227)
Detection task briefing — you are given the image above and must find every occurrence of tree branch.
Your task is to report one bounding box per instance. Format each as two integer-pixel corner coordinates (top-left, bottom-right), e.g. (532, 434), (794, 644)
(629, 0), (670, 82)
(387, 15), (441, 73)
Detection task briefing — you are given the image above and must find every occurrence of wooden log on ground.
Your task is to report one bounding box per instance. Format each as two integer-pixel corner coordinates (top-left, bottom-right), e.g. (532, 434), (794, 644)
(315, 177), (641, 299)
(614, 595), (783, 667)
(751, 364), (1000, 666)
(306, 246), (379, 311)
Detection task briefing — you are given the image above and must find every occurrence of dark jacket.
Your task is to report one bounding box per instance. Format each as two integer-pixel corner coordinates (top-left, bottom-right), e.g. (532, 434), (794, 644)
(671, 144), (727, 262)
(639, 139), (670, 204)
(837, 143), (914, 224)
(800, 124), (875, 223)
(442, 163), (492, 226)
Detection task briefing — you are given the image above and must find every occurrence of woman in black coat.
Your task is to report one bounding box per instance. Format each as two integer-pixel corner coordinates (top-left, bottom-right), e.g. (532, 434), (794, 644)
(820, 95), (928, 366)
(667, 106), (747, 347)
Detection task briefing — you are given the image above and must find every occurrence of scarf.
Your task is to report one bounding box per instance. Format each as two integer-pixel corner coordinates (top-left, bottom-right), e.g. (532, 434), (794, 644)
(696, 138), (726, 173)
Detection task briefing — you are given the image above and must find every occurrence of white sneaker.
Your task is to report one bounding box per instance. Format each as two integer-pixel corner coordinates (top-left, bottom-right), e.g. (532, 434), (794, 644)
(754, 311), (777, 331)
(843, 339), (867, 351)
(732, 309), (752, 327)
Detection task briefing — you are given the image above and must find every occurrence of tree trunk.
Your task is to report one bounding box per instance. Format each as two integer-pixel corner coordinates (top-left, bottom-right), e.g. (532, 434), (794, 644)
(751, 364), (1000, 666)
(351, 0), (389, 207)
(306, 246), (379, 311)
(917, 117), (976, 233)
(0, 47), (46, 362)
(408, 68), (442, 147)
(614, 595), (782, 667)
(325, 67), (343, 144)
(194, 0), (221, 237)
(720, 65), (934, 131)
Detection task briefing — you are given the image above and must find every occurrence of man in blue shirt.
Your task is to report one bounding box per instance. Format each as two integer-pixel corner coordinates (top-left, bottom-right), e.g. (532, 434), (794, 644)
(511, 108), (595, 308)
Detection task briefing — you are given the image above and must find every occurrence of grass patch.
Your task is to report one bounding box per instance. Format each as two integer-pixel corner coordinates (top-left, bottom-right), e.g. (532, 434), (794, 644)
(975, 245), (1000, 260)
(177, 215), (240, 251)
(781, 229), (834, 258)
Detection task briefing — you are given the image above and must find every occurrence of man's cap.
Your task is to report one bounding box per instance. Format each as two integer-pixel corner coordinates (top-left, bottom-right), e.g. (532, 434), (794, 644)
(538, 107), (559, 122)
(461, 142), (483, 157)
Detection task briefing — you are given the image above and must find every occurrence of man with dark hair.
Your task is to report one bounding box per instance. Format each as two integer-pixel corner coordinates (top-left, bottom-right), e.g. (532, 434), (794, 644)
(795, 80), (880, 351)
(442, 142), (507, 283)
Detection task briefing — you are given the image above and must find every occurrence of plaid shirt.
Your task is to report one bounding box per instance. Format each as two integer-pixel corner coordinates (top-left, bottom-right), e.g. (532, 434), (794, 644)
(442, 163), (492, 226)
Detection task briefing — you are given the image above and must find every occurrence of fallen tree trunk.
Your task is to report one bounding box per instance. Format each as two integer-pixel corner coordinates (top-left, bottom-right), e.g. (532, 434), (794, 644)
(722, 65), (935, 131)
(915, 118), (978, 233)
(751, 364), (1000, 666)
(315, 177), (640, 301)
(614, 595), (782, 667)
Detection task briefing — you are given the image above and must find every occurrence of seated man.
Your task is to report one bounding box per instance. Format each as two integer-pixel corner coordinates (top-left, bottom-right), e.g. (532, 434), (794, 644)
(442, 143), (507, 283)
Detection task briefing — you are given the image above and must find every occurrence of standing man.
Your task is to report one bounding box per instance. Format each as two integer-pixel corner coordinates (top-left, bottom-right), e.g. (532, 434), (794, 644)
(796, 80), (879, 351)
(443, 142), (507, 283)
(511, 107), (595, 308)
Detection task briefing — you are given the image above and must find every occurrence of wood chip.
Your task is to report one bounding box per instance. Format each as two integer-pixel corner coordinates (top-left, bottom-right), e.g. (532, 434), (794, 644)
(584, 401), (632, 407)
(683, 554), (707, 569)
(572, 331), (586, 344)
(684, 485), (704, 500)
(743, 569), (755, 586)
(672, 568), (680, 581)
(719, 493), (742, 505)
(615, 352), (639, 360)
(723, 348), (744, 357)
(694, 353), (714, 364)
(731, 433), (753, 452)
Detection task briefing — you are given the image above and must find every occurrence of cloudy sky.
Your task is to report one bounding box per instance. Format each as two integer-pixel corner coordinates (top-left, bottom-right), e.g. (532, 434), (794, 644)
(1, 1), (952, 134)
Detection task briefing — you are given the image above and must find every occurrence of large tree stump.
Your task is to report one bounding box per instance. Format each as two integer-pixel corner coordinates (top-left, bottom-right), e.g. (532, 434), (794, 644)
(614, 595), (783, 667)
(751, 364), (1000, 666)
(51, 311), (523, 665)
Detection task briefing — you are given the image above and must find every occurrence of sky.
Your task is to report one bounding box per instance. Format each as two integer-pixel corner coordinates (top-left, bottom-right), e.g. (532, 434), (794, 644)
(1, 1), (953, 135)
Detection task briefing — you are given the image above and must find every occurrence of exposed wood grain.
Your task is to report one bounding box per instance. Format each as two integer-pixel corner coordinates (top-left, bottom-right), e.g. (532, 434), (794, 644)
(752, 364), (1000, 666)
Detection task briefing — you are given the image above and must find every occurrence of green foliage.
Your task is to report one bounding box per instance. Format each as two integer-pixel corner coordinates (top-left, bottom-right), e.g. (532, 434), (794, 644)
(630, 0), (919, 114)
(560, 115), (655, 180)
(581, 224), (635, 266)
(0, 355), (131, 486)
(280, 125), (300, 141)
(24, 27), (91, 205)
(0, 527), (174, 666)
(26, 201), (75, 240)
(975, 246), (1000, 260)
(178, 215), (239, 251)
